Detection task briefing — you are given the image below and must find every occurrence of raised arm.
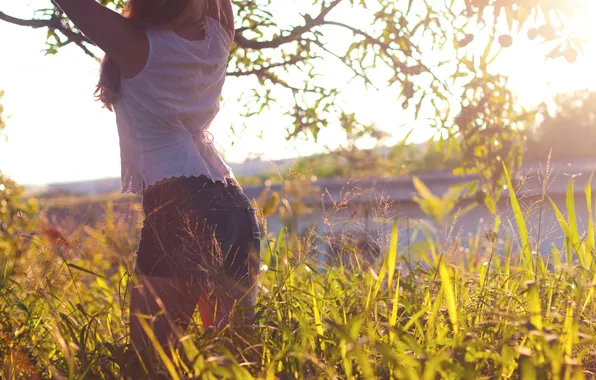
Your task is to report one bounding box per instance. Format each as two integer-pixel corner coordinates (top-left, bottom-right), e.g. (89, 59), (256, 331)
(52, 0), (148, 78)
(207, 0), (235, 40)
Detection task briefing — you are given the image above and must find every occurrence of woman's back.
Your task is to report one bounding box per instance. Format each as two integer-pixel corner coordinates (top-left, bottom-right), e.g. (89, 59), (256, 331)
(50, 0), (260, 367)
(114, 17), (234, 194)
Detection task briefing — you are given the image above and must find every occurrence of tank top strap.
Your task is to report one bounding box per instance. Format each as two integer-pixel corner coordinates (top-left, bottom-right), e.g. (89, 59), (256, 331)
(206, 16), (233, 46)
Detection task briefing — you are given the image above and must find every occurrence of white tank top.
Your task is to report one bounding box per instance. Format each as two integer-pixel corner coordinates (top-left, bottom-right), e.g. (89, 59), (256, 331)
(113, 17), (234, 195)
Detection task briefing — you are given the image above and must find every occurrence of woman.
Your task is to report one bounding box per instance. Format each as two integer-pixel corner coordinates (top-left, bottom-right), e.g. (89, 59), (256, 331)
(52, 0), (260, 356)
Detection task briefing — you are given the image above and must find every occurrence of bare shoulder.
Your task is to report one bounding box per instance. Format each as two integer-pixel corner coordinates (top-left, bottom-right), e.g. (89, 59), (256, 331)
(207, 0), (235, 40)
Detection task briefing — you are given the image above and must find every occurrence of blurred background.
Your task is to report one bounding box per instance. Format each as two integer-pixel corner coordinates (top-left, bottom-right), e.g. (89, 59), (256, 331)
(2, 0), (596, 255)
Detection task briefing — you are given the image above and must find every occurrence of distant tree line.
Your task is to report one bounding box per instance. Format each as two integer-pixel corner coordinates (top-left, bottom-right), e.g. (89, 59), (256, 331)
(1, 1), (592, 195)
(525, 90), (596, 162)
(0, 90), (5, 140)
(239, 89), (596, 183)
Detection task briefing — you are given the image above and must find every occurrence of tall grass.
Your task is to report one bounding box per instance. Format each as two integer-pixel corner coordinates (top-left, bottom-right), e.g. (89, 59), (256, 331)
(1, 176), (596, 379)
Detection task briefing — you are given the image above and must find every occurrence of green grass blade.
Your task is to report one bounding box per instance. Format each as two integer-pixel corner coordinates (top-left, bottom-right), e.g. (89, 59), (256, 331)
(340, 339), (353, 379)
(353, 347), (375, 380)
(587, 174), (594, 247)
(563, 304), (575, 357)
(389, 269), (401, 343)
(549, 197), (571, 236)
(66, 263), (108, 280)
(439, 260), (458, 334)
(137, 318), (181, 380)
(551, 245), (561, 269)
(386, 221), (399, 291)
(519, 355), (537, 380)
(503, 164), (531, 266)
(402, 308), (427, 332)
(586, 173), (594, 269)
(566, 178), (580, 245)
(310, 278), (325, 350)
(526, 282), (543, 331)
(373, 262), (386, 300)
(371, 227), (393, 307)
(581, 275), (595, 314)
(549, 197), (575, 266)
(426, 291), (442, 342)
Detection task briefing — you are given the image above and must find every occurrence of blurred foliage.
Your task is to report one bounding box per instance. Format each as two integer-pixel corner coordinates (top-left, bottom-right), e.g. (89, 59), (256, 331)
(0, 0), (592, 193)
(526, 89), (596, 161)
(287, 139), (460, 180)
(0, 173), (38, 259)
(253, 175), (319, 236)
(412, 176), (469, 226)
(0, 90), (6, 141)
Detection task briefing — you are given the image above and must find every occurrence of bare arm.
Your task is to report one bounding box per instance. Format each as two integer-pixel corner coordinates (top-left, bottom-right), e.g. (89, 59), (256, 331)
(52, 0), (148, 78)
(207, 0), (235, 40)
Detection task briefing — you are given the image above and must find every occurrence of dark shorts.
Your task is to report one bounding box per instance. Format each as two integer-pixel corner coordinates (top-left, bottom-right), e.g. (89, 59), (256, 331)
(135, 175), (261, 278)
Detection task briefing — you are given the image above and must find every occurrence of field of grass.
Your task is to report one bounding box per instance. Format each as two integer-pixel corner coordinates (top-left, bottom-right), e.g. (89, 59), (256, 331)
(2, 171), (596, 379)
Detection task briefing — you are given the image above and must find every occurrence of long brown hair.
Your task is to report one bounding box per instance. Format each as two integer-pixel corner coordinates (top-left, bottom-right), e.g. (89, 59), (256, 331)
(95, 0), (209, 110)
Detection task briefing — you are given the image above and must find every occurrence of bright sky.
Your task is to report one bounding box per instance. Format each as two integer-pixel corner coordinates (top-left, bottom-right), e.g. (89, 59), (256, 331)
(1, 1), (596, 185)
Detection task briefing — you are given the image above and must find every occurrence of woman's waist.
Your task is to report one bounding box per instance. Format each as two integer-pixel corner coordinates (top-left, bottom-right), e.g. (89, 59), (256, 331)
(142, 175), (248, 215)
(140, 162), (233, 189)
(149, 175), (240, 190)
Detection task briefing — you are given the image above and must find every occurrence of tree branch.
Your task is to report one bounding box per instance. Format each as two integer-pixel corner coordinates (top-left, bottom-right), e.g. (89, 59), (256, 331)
(0, 10), (99, 60)
(234, 0), (342, 50)
(0, 11), (56, 28)
(0, 11), (56, 29)
(325, 20), (454, 97)
(312, 40), (378, 91)
(228, 54), (309, 77)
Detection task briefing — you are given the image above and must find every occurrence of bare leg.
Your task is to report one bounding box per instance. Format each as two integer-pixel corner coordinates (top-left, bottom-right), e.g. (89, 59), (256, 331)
(129, 275), (207, 354)
(210, 274), (258, 330)
(128, 272), (258, 347)
(127, 272), (258, 373)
